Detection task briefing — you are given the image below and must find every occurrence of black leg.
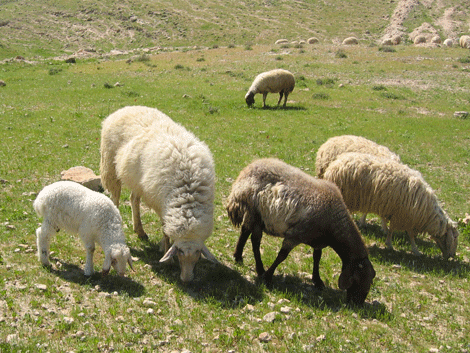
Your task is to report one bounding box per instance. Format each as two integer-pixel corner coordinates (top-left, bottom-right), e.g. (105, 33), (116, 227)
(251, 223), (265, 276)
(312, 248), (325, 290)
(278, 91), (284, 105)
(261, 238), (295, 285)
(234, 225), (252, 263)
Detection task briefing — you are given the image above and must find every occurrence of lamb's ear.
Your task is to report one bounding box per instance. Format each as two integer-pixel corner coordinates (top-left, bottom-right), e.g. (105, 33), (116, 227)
(160, 244), (178, 263)
(201, 244), (219, 264)
(338, 264), (354, 290)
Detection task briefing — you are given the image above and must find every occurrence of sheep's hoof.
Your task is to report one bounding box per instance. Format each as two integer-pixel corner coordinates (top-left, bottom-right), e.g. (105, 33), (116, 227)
(233, 254), (243, 263)
(138, 233), (149, 241)
(312, 279), (325, 291)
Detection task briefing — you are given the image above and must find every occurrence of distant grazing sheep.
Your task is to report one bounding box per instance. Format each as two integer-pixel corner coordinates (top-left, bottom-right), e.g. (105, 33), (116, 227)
(315, 135), (401, 229)
(414, 35), (426, 44)
(443, 38), (453, 47)
(342, 37), (358, 45)
(307, 37), (319, 44)
(33, 181), (133, 276)
(322, 152), (459, 258)
(226, 158), (376, 305)
(245, 69), (295, 108)
(100, 106), (217, 282)
(460, 35), (470, 49)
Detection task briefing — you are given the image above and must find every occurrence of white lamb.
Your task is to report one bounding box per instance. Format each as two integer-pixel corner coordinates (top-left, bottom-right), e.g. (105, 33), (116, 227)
(315, 135), (401, 229)
(33, 181), (133, 276)
(245, 69), (295, 108)
(100, 106), (217, 283)
(322, 152), (459, 259)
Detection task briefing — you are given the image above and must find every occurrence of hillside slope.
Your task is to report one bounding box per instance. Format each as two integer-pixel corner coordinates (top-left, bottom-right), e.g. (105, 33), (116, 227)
(0, 0), (469, 59)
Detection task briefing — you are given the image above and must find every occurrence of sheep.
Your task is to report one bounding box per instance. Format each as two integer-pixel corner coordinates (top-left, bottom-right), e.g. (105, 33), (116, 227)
(245, 69), (295, 108)
(322, 152), (459, 259)
(459, 35), (470, 49)
(33, 181), (133, 276)
(315, 135), (401, 229)
(226, 158), (376, 305)
(100, 105), (217, 283)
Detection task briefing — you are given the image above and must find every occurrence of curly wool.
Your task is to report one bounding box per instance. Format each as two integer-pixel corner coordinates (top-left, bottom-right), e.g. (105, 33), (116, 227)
(315, 135), (400, 178)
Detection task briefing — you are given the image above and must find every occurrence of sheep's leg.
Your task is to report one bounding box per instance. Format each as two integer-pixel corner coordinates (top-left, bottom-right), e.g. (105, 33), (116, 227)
(130, 191), (149, 240)
(358, 213), (367, 227)
(380, 218), (388, 234)
(282, 92), (288, 107)
(261, 238), (297, 285)
(233, 224), (252, 263)
(36, 223), (55, 267)
(277, 91), (284, 106)
(250, 223), (265, 276)
(262, 93), (268, 107)
(385, 227), (394, 250)
(83, 241), (95, 276)
(108, 179), (122, 208)
(312, 248), (325, 290)
(408, 232), (422, 256)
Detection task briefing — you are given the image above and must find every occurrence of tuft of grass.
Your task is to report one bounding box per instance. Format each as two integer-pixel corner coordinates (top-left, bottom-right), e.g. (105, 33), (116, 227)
(312, 92), (330, 100)
(335, 49), (347, 58)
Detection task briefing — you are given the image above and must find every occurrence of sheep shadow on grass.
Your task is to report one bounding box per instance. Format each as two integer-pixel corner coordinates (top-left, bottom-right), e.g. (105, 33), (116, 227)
(250, 105), (307, 111)
(43, 258), (145, 297)
(131, 241), (265, 309)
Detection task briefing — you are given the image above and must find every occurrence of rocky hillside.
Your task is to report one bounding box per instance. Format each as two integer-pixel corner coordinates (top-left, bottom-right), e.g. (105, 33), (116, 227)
(0, 0), (469, 59)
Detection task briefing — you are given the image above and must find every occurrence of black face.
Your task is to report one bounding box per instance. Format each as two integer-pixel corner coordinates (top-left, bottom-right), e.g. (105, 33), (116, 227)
(246, 94), (255, 107)
(342, 258), (376, 305)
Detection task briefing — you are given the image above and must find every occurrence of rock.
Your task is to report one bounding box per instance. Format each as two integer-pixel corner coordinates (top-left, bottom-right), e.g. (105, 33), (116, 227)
(382, 38), (393, 46)
(414, 35), (426, 44)
(142, 298), (157, 307)
(342, 37), (358, 45)
(0, 80), (6, 87)
(263, 311), (278, 323)
(443, 38), (453, 47)
(35, 284), (47, 291)
(258, 332), (272, 342)
(307, 37), (319, 44)
(454, 111), (468, 119)
(280, 306), (292, 314)
(61, 166), (103, 192)
(431, 35), (441, 44)
(6, 334), (18, 343)
(392, 35), (401, 45)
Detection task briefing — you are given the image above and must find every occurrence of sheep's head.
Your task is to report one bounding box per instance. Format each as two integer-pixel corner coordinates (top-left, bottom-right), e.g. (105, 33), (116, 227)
(102, 244), (134, 276)
(160, 241), (218, 283)
(245, 92), (255, 107)
(432, 221), (459, 259)
(338, 258), (376, 305)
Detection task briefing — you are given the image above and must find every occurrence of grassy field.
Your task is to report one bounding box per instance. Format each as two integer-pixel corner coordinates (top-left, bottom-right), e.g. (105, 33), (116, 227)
(1, 38), (470, 353)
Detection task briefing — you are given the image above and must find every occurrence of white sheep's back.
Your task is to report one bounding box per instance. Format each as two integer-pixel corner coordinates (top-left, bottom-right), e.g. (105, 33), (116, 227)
(315, 135), (400, 177)
(110, 108), (215, 243)
(249, 69), (294, 94)
(324, 153), (446, 235)
(33, 181), (122, 236)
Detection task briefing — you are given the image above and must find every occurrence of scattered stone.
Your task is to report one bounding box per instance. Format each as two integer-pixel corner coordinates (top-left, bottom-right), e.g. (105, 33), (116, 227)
(0, 80), (6, 87)
(454, 111), (468, 119)
(114, 82), (122, 87)
(258, 332), (272, 342)
(280, 306), (292, 314)
(147, 308), (154, 314)
(460, 213), (470, 225)
(342, 37), (358, 45)
(431, 35), (441, 44)
(35, 284), (47, 291)
(414, 35), (426, 44)
(63, 316), (74, 324)
(244, 304), (255, 312)
(60, 166), (103, 192)
(6, 334), (18, 343)
(143, 298), (157, 307)
(263, 311), (277, 323)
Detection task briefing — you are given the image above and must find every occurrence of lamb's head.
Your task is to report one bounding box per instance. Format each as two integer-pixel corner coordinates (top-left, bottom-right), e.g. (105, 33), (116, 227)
(432, 220), (459, 259)
(245, 92), (255, 107)
(338, 258), (376, 305)
(102, 243), (134, 276)
(160, 240), (218, 283)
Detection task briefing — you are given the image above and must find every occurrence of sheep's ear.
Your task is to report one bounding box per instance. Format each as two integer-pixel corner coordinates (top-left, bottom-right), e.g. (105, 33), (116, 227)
(160, 244), (178, 263)
(338, 264), (354, 290)
(201, 244), (219, 264)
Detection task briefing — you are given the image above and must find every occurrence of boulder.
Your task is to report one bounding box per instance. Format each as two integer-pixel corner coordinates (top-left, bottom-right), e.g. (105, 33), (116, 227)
(61, 166), (103, 192)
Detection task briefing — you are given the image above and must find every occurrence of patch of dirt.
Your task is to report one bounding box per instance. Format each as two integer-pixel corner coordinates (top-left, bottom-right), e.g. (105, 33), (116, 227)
(381, 0), (466, 44)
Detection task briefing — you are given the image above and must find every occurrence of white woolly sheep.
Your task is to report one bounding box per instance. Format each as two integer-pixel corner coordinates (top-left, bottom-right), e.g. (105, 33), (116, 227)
(226, 158), (376, 305)
(322, 152), (459, 259)
(459, 35), (470, 49)
(245, 69), (295, 108)
(315, 134), (401, 229)
(443, 38), (453, 47)
(342, 37), (358, 45)
(33, 181), (133, 276)
(100, 106), (217, 283)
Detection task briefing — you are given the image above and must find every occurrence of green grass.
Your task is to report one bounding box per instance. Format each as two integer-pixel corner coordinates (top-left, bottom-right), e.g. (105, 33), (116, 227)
(1, 43), (470, 352)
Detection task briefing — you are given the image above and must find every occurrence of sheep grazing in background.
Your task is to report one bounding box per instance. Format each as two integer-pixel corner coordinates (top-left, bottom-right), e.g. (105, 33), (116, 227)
(33, 181), (133, 276)
(322, 152), (459, 259)
(226, 158), (376, 305)
(100, 106), (217, 283)
(459, 35), (470, 49)
(315, 134), (401, 229)
(245, 69), (295, 108)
